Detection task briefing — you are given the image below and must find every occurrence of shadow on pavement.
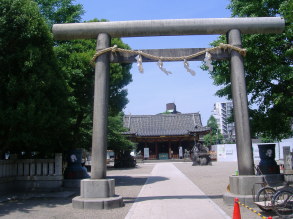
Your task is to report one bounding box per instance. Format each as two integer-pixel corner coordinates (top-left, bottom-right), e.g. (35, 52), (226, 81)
(144, 176), (169, 185)
(122, 194), (224, 204)
(108, 176), (147, 186)
(107, 165), (142, 171)
(108, 176), (168, 186)
(0, 197), (72, 217)
(130, 194), (226, 203)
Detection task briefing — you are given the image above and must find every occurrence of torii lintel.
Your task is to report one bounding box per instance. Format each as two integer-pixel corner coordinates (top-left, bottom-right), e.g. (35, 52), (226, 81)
(52, 17), (285, 40)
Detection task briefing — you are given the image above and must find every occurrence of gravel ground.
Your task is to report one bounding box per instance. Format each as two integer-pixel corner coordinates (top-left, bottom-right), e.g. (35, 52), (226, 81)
(0, 162), (281, 219)
(0, 163), (154, 219)
(174, 162), (279, 219)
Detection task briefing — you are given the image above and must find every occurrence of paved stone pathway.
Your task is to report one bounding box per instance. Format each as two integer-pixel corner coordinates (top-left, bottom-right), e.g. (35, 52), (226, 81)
(125, 163), (230, 219)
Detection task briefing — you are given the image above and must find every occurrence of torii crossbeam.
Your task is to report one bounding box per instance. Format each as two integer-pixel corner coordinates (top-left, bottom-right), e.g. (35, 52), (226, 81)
(53, 17), (285, 209)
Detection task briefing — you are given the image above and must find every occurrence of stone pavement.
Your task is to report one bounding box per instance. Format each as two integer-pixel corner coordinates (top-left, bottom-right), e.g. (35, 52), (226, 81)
(0, 162), (278, 218)
(125, 163), (229, 219)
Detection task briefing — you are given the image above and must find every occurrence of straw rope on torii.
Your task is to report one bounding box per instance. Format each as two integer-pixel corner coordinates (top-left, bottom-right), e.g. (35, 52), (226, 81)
(51, 17), (285, 210)
(90, 43), (247, 75)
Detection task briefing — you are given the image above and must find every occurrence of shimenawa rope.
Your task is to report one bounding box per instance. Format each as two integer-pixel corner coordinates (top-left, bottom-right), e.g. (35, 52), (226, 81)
(90, 43), (247, 66)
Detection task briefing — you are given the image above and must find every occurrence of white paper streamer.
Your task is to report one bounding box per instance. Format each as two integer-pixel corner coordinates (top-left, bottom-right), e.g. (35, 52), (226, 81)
(135, 54), (144, 73)
(183, 59), (196, 76)
(204, 52), (213, 72)
(157, 60), (172, 75)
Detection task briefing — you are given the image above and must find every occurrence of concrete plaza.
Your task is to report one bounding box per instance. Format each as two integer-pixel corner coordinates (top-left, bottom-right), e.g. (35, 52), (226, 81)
(0, 161), (277, 218)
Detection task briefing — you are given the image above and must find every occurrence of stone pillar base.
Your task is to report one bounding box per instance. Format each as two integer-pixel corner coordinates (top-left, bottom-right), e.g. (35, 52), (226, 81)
(223, 175), (264, 206)
(223, 191), (255, 206)
(223, 175), (284, 206)
(72, 195), (124, 209)
(72, 179), (124, 209)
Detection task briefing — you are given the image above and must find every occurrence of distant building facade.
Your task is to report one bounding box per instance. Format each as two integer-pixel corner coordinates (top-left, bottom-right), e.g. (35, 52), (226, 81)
(123, 104), (210, 160)
(212, 102), (236, 141)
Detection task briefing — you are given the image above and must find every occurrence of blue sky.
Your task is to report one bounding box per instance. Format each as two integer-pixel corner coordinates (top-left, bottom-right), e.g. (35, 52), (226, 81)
(75, 0), (231, 125)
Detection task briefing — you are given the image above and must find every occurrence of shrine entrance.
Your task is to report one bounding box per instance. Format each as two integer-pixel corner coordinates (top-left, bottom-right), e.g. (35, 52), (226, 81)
(53, 17), (285, 209)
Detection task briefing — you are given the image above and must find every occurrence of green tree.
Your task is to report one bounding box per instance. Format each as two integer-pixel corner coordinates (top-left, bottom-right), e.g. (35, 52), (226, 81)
(107, 113), (135, 154)
(207, 115), (218, 135)
(207, 0), (293, 140)
(35, 0), (84, 28)
(204, 116), (223, 146)
(0, 0), (70, 156)
(54, 34), (132, 150)
(34, 0), (133, 152)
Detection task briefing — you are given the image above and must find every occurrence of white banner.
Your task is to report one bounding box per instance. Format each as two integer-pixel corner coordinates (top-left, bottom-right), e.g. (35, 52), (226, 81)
(144, 148), (149, 158)
(179, 146), (183, 158)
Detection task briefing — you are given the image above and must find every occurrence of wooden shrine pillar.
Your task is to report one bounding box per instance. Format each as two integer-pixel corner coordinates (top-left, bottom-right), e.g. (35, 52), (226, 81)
(155, 141), (158, 159)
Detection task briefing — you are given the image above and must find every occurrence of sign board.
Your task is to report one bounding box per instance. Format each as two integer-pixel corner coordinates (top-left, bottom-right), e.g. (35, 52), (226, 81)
(179, 146), (183, 158)
(159, 153), (168, 160)
(283, 146), (292, 170)
(218, 145), (226, 158)
(226, 149), (233, 155)
(144, 148), (149, 158)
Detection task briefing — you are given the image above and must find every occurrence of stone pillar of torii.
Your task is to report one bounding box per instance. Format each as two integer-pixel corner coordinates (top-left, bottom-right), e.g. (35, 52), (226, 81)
(53, 17), (285, 209)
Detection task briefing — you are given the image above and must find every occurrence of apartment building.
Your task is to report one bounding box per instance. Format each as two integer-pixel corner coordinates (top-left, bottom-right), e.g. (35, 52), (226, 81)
(212, 102), (236, 141)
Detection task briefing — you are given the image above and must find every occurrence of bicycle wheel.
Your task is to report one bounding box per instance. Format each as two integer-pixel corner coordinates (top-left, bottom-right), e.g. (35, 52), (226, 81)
(272, 190), (293, 217)
(256, 187), (276, 211)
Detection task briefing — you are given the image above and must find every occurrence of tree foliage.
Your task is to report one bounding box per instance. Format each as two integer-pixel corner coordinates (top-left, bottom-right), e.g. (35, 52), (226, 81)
(34, 1), (133, 151)
(35, 0), (84, 28)
(203, 116), (223, 146)
(208, 0), (293, 140)
(0, 0), (133, 157)
(0, 0), (70, 156)
(107, 113), (135, 154)
(207, 116), (218, 135)
(54, 33), (133, 150)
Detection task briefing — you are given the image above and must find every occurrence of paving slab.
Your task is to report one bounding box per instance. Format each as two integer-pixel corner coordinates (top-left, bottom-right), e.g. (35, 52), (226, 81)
(125, 163), (230, 219)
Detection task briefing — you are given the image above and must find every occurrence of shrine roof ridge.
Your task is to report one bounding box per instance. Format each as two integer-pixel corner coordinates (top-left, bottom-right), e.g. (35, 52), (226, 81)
(123, 113), (210, 137)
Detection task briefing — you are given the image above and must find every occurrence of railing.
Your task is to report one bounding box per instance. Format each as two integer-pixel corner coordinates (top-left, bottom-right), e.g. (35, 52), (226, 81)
(0, 154), (62, 179)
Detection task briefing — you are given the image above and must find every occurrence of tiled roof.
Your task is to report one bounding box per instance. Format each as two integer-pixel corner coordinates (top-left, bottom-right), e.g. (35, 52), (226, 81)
(123, 113), (210, 137)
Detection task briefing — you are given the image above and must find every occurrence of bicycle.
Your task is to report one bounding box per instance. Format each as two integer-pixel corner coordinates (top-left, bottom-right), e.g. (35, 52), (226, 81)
(254, 166), (293, 217)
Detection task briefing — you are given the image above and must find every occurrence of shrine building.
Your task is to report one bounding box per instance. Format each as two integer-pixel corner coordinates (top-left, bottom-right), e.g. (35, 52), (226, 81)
(123, 103), (211, 160)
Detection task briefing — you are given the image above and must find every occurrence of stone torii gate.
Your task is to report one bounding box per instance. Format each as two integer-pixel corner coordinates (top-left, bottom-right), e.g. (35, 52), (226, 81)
(53, 17), (285, 209)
